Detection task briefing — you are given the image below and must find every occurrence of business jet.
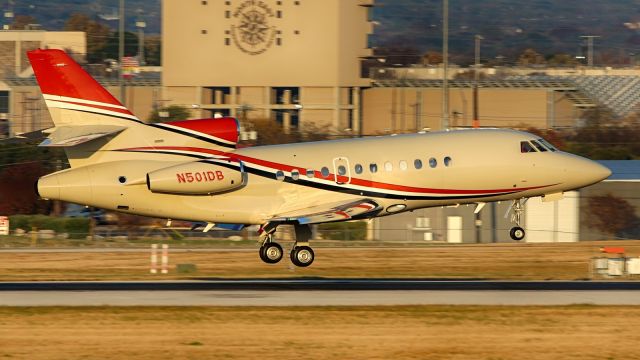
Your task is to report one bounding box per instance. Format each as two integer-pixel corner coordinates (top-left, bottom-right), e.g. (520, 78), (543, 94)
(28, 49), (610, 267)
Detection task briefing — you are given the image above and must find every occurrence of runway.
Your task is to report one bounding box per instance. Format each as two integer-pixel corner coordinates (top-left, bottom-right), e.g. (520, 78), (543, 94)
(2, 279), (640, 306)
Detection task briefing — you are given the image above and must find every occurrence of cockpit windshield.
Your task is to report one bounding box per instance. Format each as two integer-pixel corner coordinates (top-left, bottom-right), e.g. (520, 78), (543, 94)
(530, 140), (548, 152)
(537, 138), (557, 152)
(520, 141), (536, 153)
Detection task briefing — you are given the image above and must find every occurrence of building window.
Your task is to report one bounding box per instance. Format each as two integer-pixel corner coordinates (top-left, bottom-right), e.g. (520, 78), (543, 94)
(294, 30), (300, 35)
(354, 164), (363, 174)
(369, 163), (378, 173)
(0, 91), (8, 114)
(276, 10), (282, 18)
(225, 1), (231, 5)
(225, 10), (230, 18)
(429, 157), (437, 168)
(202, 0), (207, 5)
(225, 38), (230, 46)
(276, 38), (282, 46)
(201, 29), (208, 34)
(276, 1), (282, 4)
(294, 1), (300, 4)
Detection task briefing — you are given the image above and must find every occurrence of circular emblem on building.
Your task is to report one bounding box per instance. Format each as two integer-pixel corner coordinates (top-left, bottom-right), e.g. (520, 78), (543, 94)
(231, 0), (277, 55)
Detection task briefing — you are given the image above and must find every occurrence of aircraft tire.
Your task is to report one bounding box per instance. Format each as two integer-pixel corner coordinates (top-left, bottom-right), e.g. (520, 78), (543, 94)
(290, 246), (314, 267)
(260, 242), (283, 264)
(510, 226), (526, 241)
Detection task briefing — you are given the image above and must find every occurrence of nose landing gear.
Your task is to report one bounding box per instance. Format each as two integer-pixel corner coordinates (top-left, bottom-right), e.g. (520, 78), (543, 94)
(507, 199), (526, 241)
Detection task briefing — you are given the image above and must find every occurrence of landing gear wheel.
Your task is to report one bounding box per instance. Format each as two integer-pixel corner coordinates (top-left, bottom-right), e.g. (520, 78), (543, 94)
(290, 246), (315, 267)
(510, 226), (526, 241)
(260, 242), (283, 264)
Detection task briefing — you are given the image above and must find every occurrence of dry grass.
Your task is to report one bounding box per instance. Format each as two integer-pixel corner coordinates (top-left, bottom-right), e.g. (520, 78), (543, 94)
(0, 306), (639, 360)
(1, 241), (639, 281)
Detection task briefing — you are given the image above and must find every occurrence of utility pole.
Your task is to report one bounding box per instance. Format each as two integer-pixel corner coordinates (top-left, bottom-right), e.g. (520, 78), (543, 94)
(472, 34), (483, 129)
(581, 35), (600, 67)
(441, 0), (449, 130)
(119, 0), (125, 104)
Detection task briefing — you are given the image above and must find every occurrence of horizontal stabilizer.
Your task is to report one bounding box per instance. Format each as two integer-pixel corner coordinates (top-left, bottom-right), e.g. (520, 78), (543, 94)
(38, 125), (126, 147)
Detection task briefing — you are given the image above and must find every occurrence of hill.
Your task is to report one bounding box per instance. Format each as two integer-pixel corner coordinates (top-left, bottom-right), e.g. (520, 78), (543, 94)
(8, 0), (640, 65)
(372, 0), (640, 65)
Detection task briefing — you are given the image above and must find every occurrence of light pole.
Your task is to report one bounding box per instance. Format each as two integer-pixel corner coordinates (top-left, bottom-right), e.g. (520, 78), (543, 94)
(119, 0), (125, 104)
(441, 0), (449, 130)
(136, 8), (146, 66)
(581, 35), (600, 67)
(472, 34), (483, 129)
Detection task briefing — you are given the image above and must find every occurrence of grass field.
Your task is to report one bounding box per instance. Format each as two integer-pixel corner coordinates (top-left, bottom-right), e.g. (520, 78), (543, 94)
(1, 240), (639, 281)
(1, 306), (639, 360)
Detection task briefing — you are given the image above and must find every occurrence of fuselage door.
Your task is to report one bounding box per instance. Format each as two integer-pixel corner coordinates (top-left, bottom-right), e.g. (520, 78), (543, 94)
(332, 157), (351, 185)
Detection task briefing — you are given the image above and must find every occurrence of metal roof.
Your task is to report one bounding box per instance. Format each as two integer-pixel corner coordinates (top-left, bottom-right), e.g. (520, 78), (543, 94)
(598, 160), (640, 181)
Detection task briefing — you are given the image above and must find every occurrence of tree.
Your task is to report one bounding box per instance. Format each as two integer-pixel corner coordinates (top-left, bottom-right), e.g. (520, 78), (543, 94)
(64, 13), (112, 63)
(243, 118), (333, 146)
(147, 105), (192, 123)
(586, 194), (640, 238)
(10, 15), (37, 30)
(547, 53), (578, 66)
(422, 51), (443, 65)
(517, 48), (546, 66)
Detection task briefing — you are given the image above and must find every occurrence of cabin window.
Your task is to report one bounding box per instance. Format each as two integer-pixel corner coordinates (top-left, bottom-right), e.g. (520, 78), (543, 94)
(369, 163), (378, 173)
(321, 167), (330, 178)
(291, 169), (300, 181)
(384, 162), (393, 172)
(444, 156), (452, 167)
(520, 141), (536, 153)
(399, 160), (408, 171)
(414, 159), (423, 169)
(429, 158), (437, 168)
(337, 165), (347, 176)
(531, 140), (548, 152)
(306, 169), (315, 178)
(276, 170), (285, 181)
(354, 164), (363, 174)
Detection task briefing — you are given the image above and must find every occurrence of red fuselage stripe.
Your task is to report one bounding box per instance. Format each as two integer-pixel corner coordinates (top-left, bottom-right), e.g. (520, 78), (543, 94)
(118, 146), (554, 195)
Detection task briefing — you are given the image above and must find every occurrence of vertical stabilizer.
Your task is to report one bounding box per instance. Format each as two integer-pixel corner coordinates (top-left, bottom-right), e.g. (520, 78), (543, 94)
(28, 49), (140, 126)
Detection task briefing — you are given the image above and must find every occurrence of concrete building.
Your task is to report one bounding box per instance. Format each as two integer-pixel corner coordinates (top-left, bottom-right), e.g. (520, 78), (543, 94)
(162, 0), (374, 132)
(362, 79), (593, 133)
(0, 30), (86, 136)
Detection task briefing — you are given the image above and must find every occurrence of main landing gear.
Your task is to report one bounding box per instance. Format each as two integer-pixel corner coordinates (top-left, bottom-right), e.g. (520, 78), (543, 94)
(258, 223), (315, 267)
(507, 199), (526, 241)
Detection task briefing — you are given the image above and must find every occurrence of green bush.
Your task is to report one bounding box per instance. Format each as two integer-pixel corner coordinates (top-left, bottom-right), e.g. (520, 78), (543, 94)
(317, 221), (367, 240)
(8, 215), (89, 238)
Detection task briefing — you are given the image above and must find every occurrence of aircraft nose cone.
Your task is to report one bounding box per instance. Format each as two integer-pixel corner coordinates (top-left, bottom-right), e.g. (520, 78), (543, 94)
(583, 160), (612, 185)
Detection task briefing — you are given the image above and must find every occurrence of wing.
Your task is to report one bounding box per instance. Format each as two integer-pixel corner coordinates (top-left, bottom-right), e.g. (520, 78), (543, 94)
(269, 199), (381, 225)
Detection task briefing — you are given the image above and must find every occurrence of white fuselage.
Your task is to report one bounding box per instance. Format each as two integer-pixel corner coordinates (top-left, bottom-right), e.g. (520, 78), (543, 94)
(38, 129), (611, 224)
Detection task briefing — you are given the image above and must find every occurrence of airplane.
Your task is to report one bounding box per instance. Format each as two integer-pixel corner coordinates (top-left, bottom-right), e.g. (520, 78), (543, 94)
(28, 49), (611, 267)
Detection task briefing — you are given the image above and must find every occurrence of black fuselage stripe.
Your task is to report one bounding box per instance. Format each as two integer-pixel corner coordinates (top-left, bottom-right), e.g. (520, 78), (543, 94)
(120, 150), (519, 201)
(68, 108), (142, 123)
(147, 124), (236, 149)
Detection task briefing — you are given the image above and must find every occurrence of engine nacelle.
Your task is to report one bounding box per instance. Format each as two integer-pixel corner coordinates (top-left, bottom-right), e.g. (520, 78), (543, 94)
(147, 160), (245, 195)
